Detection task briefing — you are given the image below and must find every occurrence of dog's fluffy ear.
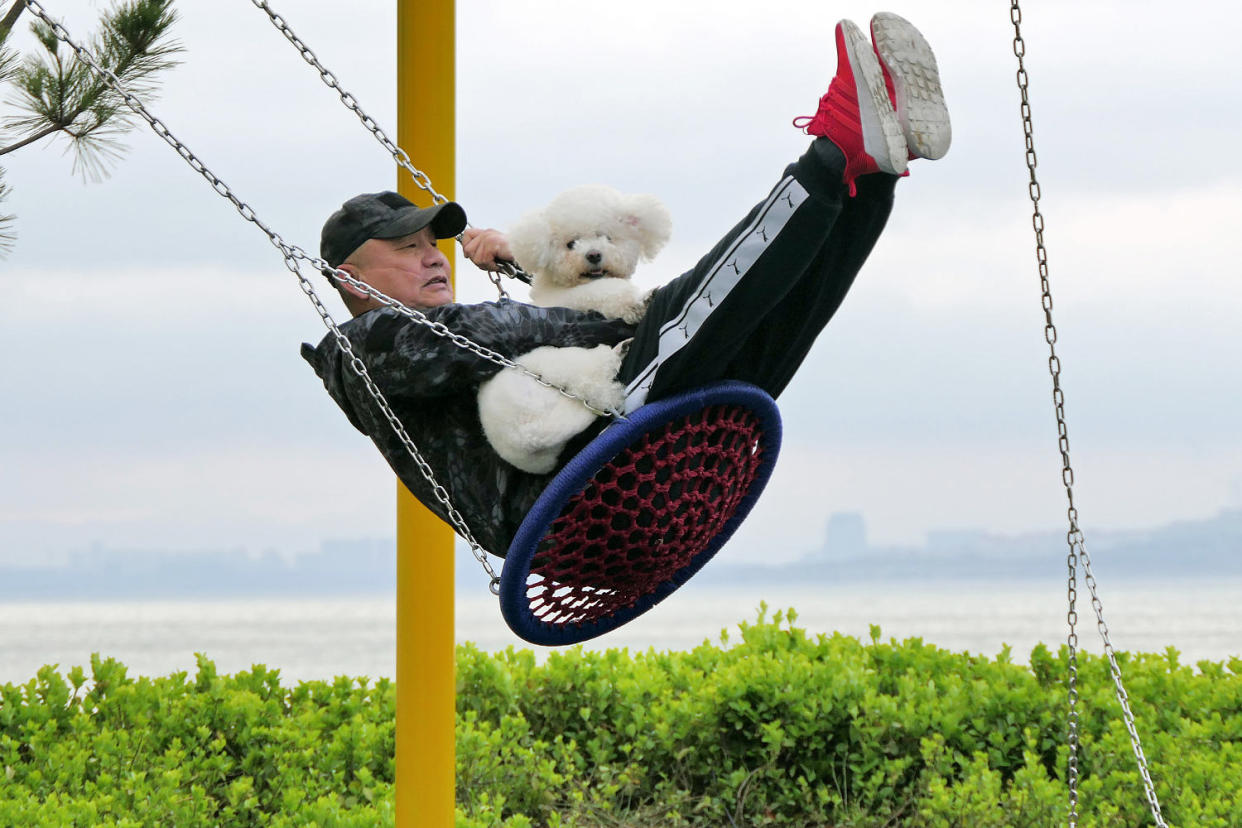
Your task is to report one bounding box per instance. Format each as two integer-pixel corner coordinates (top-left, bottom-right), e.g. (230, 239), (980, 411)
(507, 210), (554, 273)
(619, 193), (673, 260)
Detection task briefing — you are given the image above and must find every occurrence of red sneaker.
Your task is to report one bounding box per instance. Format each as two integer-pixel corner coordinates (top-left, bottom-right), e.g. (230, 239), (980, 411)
(794, 19), (907, 195)
(871, 12), (952, 161)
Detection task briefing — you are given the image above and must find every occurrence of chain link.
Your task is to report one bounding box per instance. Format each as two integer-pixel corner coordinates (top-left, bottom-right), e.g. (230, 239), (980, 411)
(22, 0), (612, 588)
(1009, 4), (1166, 827)
(249, 0), (535, 288)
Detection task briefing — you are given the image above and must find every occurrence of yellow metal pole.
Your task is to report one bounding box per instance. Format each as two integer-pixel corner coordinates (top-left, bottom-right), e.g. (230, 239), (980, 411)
(396, 2), (455, 826)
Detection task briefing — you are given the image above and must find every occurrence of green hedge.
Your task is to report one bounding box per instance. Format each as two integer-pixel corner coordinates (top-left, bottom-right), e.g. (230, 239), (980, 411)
(2, 607), (1239, 826)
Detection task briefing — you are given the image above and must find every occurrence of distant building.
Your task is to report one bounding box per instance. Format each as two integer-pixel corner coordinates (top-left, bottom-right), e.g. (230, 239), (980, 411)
(816, 512), (869, 561)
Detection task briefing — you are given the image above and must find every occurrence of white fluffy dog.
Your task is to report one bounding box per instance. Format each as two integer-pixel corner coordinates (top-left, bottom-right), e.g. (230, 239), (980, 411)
(477, 185), (672, 474)
(508, 184), (672, 325)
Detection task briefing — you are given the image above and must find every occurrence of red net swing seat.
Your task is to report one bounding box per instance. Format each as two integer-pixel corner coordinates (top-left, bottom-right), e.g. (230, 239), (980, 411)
(498, 380), (782, 646)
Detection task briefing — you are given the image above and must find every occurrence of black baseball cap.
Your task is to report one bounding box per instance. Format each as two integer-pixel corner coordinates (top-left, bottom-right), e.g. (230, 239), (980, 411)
(320, 191), (467, 268)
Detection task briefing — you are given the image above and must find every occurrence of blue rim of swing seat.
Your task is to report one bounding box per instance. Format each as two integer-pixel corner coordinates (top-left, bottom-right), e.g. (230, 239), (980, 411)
(499, 380), (782, 647)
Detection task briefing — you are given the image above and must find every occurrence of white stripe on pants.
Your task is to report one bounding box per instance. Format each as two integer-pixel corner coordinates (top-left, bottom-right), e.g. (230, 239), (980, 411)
(622, 175), (810, 412)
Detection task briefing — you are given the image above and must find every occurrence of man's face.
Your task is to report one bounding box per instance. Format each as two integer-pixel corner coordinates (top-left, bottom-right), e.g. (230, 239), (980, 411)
(344, 227), (454, 310)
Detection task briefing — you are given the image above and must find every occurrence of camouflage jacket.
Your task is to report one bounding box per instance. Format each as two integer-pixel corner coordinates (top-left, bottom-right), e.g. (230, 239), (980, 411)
(301, 301), (636, 557)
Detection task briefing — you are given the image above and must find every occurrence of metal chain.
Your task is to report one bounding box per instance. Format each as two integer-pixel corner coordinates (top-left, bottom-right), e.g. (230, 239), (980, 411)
(23, 0), (611, 589)
(1009, 4), (1166, 827)
(295, 261), (504, 592)
(249, 0), (535, 288)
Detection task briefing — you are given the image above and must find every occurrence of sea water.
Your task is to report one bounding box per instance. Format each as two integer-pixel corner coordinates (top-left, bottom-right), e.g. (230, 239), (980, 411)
(1, 577), (1239, 685)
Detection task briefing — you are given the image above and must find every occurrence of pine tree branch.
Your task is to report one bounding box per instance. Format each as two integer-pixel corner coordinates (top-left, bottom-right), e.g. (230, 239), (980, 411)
(1, 0), (180, 255)
(4, 1), (181, 179)
(0, 121), (58, 155)
(0, 1), (29, 44)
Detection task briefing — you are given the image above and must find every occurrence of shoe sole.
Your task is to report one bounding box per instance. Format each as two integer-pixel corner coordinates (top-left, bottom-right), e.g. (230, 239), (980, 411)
(871, 12), (951, 160)
(840, 19), (907, 175)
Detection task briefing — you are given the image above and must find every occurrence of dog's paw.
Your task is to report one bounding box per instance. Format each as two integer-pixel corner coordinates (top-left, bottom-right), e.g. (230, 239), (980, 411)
(617, 304), (643, 325)
(619, 291), (657, 325)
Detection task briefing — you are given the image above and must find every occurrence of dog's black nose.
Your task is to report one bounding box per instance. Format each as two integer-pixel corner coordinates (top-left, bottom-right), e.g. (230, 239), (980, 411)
(585, 251), (602, 265)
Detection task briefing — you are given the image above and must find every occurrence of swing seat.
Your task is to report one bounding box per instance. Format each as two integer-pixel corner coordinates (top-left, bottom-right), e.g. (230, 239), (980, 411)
(499, 381), (782, 645)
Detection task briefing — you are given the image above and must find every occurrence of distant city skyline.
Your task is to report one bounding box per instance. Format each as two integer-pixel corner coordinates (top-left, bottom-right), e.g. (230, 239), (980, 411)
(3, 507), (1238, 601)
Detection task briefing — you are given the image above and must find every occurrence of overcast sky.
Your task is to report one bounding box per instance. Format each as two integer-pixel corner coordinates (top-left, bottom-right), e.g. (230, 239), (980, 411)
(2, 0), (1239, 571)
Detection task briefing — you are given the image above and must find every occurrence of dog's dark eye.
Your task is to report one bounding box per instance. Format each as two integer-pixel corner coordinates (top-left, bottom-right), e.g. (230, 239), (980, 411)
(566, 240), (576, 250)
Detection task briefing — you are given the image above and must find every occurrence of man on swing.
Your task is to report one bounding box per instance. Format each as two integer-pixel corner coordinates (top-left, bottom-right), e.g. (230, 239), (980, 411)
(302, 13), (950, 558)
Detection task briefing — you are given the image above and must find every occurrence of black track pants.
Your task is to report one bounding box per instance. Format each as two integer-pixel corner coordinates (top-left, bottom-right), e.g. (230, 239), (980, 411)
(617, 138), (897, 411)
